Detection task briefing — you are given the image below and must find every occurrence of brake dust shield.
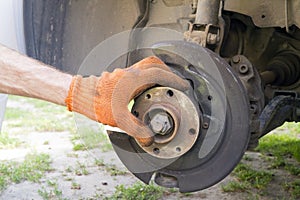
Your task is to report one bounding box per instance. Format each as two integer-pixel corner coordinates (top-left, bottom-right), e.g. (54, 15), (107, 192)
(107, 41), (250, 192)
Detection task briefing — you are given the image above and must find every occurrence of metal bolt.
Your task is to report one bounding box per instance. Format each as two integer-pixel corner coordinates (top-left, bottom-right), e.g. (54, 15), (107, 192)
(149, 113), (172, 135)
(232, 56), (241, 64)
(207, 33), (218, 45)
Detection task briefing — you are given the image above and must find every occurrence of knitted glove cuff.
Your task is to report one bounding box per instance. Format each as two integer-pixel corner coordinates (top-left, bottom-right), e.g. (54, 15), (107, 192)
(65, 75), (98, 121)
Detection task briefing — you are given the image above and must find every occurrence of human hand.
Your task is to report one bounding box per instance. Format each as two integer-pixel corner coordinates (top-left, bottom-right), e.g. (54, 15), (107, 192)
(65, 57), (189, 146)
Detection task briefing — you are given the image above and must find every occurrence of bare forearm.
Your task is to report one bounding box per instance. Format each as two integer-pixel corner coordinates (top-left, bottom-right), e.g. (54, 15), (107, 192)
(0, 44), (72, 106)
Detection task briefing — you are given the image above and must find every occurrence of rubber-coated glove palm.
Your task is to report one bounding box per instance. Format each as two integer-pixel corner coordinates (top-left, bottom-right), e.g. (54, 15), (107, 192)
(65, 57), (189, 146)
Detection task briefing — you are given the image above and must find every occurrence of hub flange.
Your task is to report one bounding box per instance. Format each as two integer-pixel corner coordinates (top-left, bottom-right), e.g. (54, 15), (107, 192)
(132, 87), (200, 159)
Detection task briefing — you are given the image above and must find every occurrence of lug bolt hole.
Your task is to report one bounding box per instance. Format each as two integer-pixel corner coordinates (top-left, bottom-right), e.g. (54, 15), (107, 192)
(176, 147), (181, 152)
(153, 148), (160, 154)
(208, 95), (213, 101)
(167, 90), (174, 97)
(146, 94), (152, 99)
(189, 128), (196, 135)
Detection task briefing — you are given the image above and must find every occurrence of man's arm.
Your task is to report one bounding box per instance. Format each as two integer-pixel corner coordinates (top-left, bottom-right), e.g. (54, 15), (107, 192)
(0, 44), (72, 106)
(0, 43), (189, 146)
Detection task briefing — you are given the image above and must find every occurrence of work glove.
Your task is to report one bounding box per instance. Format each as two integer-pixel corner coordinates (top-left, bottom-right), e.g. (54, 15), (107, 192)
(65, 56), (189, 146)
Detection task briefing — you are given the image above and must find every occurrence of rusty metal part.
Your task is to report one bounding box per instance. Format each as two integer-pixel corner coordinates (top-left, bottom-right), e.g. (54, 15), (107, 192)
(149, 112), (173, 136)
(195, 0), (221, 26)
(230, 55), (265, 149)
(144, 104), (179, 144)
(220, 12), (300, 96)
(132, 87), (200, 159)
(184, 24), (221, 48)
(224, 0), (300, 28)
(184, 0), (223, 51)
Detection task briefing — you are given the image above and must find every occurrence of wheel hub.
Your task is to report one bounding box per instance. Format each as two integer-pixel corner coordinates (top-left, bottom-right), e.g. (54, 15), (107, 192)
(132, 87), (200, 159)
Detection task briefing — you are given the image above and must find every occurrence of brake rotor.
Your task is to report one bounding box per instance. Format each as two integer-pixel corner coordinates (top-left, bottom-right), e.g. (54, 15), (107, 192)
(108, 41), (250, 192)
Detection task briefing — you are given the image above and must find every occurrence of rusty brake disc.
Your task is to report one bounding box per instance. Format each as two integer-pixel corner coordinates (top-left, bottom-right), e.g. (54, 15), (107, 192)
(108, 41), (250, 192)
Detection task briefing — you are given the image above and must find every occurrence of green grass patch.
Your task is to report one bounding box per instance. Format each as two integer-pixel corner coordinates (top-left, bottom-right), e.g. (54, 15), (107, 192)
(5, 110), (74, 133)
(4, 107), (29, 120)
(64, 166), (73, 173)
(256, 123), (300, 178)
(4, 96), (75, 134)
(7, 96), (113, 152)
(71, 181), (81, 190)
(74, 162), (89, 176)
(224, 123), (300, 197)
(72, 143), (86, 151)
(222, 163), (273, 193)
(234, 163), (273, 189)
(105, 164), (128, 176)
(0, 132), (22, 149)
(284, 164), (300, 176)
(0, 153), (52, 191)
(94, 158), (105, 167)
(222, 181), (249, 192)
(78, 126), (108, 150)
(38, 180), (67, 200)
(93, 158), (127, 176)
(257, 131), (300, 162)
(104, 182), (164, 200)
(283, 180), (300, 199)
(72, 124), (112, 152)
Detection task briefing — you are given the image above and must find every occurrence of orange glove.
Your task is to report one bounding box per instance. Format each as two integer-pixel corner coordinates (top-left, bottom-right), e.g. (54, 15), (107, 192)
(65, 57), (189, 146)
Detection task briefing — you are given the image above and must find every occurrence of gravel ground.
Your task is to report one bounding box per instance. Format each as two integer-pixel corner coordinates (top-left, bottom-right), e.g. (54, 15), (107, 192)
(0, 97), (299, 200)
(0, 131), (248, 200)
